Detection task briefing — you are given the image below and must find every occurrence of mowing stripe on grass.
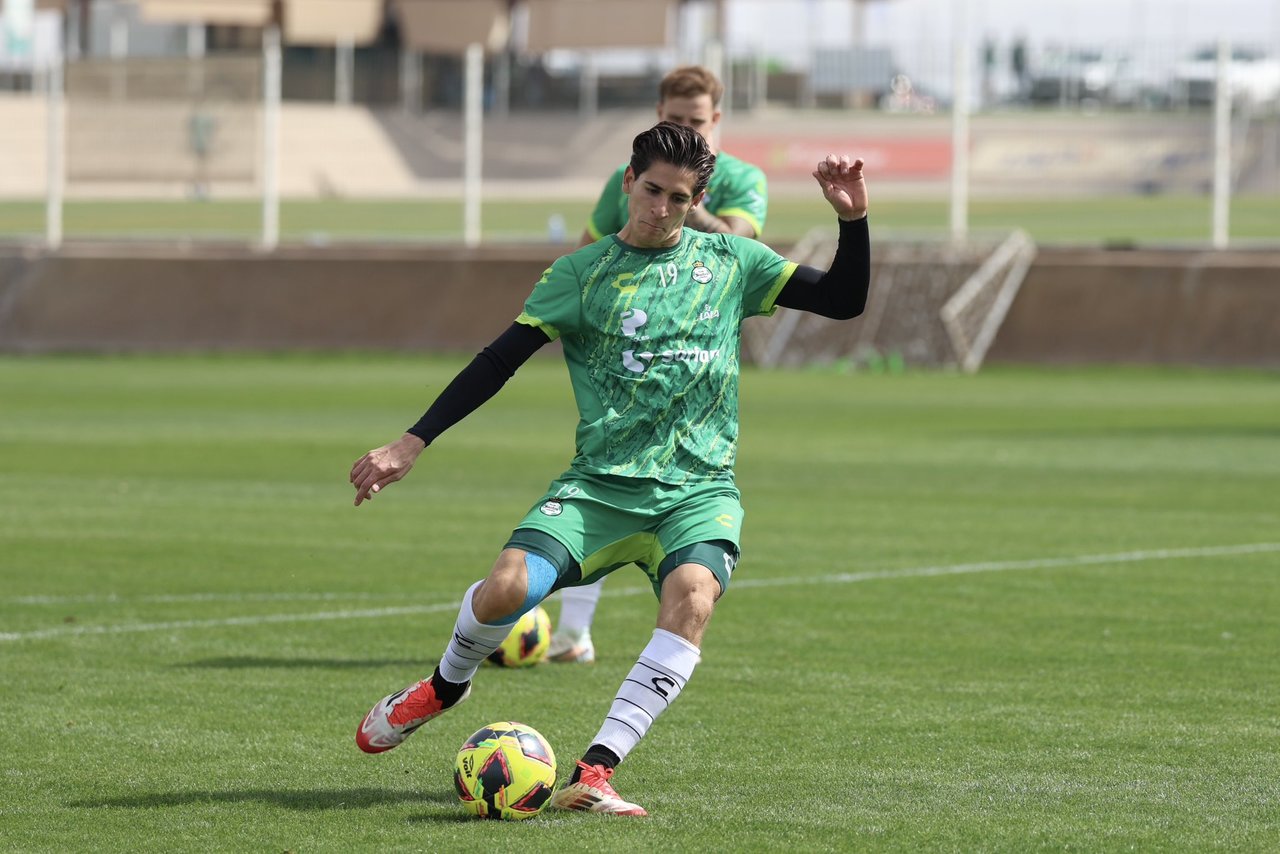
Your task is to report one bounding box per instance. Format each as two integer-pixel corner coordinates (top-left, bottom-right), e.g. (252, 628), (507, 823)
(0, 601), (465, 642)
(2, 541), (1277, 642)
(9, 591), (412, 606)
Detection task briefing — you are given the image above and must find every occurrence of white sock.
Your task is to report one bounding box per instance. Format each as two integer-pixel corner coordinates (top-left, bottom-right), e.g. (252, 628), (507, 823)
(437, 581), (511, 685)
(590, 628), (701, 762)
(557, 579), (604, 635)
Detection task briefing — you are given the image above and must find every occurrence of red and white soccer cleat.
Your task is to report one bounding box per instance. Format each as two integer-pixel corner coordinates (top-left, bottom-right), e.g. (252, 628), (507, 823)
(355, 678), (470, 754)
(550, 761), (648, 816)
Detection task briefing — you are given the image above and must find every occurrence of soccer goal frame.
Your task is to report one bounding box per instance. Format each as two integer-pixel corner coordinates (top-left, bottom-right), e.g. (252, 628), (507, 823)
(743, 228), (1037, 372)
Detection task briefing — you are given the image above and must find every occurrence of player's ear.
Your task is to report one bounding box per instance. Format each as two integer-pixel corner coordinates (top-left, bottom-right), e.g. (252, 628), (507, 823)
(622, 166), (636, 194)
(691, 190), (706, 208)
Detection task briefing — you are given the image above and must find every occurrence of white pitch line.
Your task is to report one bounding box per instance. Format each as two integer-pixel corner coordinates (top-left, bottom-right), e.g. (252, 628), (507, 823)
(2, 542), (1277, 643)
(730, 541), (1280, 590)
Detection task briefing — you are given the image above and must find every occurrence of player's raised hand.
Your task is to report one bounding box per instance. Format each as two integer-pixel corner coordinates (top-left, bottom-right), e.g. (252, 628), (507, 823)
(349, 434), (426, 506)
(812, 154), (868, 221)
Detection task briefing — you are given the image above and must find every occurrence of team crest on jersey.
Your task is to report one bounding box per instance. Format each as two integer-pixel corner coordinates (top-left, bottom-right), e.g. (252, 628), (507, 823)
(691, 261), (713, 284)
(539, 500), (563, 517)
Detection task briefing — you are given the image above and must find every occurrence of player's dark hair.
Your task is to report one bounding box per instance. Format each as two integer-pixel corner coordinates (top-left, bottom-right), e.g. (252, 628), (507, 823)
(659, 65), (724, 107)
(629, 121), (716, 196)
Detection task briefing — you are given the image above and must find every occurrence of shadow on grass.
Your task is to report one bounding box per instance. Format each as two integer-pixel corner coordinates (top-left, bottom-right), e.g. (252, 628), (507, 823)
(403, 811), (527, 825)
(176, 656), (439, 670)
(69, 786), (460, 814)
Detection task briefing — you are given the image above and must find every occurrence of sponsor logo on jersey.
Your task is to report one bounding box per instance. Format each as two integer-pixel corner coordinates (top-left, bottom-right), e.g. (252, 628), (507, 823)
(714, 513), (735, 528)
(540, 500), (563, 517)
(620, 308), (648, 338)
(622, 347), (722, 374)
(691, 261), (713, 284)
(619, 306), (720, 374)
(622, 350), (653, 373)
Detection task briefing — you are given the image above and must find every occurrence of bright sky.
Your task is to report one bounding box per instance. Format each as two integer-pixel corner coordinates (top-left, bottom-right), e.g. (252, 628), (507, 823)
(867, 0), (1277, 50)
(722, 0), (1280, 94)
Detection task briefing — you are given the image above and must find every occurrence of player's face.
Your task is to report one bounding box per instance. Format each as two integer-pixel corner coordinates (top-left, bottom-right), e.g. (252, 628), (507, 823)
(656, 94), (720, 149)
(619, 161), (705, 249)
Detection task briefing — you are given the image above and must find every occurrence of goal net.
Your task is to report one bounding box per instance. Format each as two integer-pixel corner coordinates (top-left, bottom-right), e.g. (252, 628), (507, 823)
(743, 229), (1036, 372)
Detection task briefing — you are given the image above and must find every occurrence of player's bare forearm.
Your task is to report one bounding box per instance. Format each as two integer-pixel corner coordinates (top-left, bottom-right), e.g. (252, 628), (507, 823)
(685, 206), (757, 237)
(350, 433), (425, 506)
(720, 214), (758, 238)
(812, 155), (868, 221)
(683, 205), (724, 233)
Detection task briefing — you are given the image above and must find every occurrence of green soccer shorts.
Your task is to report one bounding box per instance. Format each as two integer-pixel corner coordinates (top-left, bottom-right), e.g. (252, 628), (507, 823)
(504, 470), (743, 599)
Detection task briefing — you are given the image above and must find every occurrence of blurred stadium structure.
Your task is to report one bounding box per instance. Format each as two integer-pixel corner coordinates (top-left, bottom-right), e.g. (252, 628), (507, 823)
(0, 0), (1277, 368)
(2, 0), (1277, 205)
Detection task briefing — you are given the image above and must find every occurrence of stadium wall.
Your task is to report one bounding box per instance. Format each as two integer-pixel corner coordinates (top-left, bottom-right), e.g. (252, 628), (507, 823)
(0, 244), (548, 352)
(984, 248), (1280, 367)
(0, 244), (1277, 367)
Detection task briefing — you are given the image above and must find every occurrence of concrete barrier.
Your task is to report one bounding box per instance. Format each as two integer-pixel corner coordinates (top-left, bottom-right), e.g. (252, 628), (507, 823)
(0, 243), (554, 353)
(1, 242), (1277, 367)
(986, 247), (1280, 367)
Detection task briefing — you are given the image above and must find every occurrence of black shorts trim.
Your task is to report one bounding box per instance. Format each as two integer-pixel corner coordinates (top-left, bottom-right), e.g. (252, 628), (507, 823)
(656, 539), (740, 596)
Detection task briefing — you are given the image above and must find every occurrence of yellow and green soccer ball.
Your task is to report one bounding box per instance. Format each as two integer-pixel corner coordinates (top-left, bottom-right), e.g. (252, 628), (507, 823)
(454, 721), (557, 820)
(486, 605), (551, 667)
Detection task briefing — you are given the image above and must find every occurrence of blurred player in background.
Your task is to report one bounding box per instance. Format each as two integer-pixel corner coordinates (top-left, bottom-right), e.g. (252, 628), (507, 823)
(350, 121), (870, 815)
(555, 64), (771, 664)
(579, 65), (767, 248)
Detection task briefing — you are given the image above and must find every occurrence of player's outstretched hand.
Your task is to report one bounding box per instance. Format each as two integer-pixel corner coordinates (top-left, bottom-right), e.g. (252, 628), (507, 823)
(812, 154), (868, 222)
(350, 433), (426, 506)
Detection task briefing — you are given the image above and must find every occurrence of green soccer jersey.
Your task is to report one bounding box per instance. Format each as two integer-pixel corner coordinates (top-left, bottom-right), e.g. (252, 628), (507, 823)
(585, 151), (769, 241)
(517, 229), (797, 485)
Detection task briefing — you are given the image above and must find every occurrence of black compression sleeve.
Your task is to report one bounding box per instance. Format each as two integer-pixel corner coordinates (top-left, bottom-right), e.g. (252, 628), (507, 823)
(406, 321), (550, 446)
(773, 216), (871, 319)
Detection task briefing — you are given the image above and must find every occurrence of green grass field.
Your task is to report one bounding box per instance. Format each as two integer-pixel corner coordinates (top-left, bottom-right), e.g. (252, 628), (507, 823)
(2, 193), (1279, 246)
(2, 355), (1278, 851)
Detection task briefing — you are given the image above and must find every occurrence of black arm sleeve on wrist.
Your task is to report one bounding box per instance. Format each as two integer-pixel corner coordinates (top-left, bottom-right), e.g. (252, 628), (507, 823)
(773, 216), (871, 319)
(406, 321), (550, 446)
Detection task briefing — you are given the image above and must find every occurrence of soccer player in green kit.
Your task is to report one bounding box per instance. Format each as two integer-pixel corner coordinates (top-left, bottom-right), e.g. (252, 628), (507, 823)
(579, 64), (767, 246)
(351, 122), (870, 816)
(556, 64), (769, 663)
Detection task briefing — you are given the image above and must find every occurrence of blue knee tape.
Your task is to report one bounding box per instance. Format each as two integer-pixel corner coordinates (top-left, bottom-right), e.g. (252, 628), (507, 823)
(494, 551), (558, 625)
